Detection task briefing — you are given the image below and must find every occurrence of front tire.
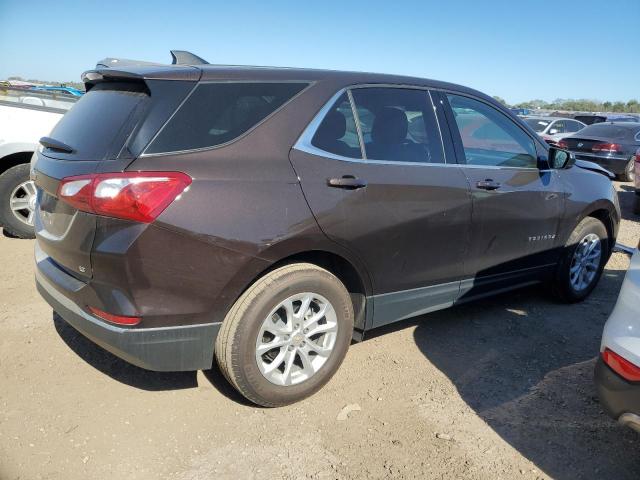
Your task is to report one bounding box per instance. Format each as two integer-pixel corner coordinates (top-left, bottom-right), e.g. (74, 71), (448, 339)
(215, 263), (354, 407)
(0, 164), (36, 239)
(552, 217), (608, 303)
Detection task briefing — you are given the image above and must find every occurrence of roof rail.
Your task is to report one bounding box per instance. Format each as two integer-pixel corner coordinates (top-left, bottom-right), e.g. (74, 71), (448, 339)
(95, 50), (208, 69)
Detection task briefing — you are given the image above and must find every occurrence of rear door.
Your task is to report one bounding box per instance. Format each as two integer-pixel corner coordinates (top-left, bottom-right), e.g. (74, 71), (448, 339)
(291, 86), (472, 328)
(439, 92), (564, 296)
(33, 79), (194, 280)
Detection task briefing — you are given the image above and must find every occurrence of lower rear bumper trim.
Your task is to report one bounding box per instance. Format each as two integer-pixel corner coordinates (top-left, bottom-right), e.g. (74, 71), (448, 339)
(36, 268), (219, 372)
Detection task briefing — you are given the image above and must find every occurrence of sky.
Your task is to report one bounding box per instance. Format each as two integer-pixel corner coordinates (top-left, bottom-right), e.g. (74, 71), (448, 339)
(1, 0), (638, 104)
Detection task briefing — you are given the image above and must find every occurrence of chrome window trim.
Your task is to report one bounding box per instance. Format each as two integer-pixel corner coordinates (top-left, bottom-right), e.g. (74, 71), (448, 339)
(428, 90), (448, 163)
(293, 84), (448, 166)
(347, 89), (367, 159)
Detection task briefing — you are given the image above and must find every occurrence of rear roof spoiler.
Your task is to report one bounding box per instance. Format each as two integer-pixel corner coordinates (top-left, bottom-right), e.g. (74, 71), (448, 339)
(95, 50), (209, 69)
(84, 50), (206, 87)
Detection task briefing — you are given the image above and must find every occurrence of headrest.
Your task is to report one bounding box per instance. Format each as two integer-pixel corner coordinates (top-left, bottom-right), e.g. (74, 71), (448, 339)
(371, 107), (408, 144)
(317, 110), (347, 140)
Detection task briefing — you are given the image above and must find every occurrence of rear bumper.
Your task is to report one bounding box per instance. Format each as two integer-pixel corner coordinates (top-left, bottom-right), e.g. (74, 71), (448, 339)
(36, 262), (219, 372)
(594, 357), (640, 429)
(573, 152), (630, 174)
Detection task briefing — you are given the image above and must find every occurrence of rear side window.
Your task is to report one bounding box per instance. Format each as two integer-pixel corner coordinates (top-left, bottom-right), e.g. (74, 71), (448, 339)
(447, 94), (537, 168)
(146, 82), (307, 154)
(311, 93), (361, 158)
(44, 82), (149, 161)
(351, 87), (444, 163)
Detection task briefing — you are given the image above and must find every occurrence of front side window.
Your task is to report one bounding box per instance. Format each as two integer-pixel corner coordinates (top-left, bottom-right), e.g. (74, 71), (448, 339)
(550, 120), (566, 133)
(524, 118), (551, 133)
(350, 88), (444, 163)
(447, 94), (537, 168)
(146, 82), (308, 154)
(311, 93), (362, 158)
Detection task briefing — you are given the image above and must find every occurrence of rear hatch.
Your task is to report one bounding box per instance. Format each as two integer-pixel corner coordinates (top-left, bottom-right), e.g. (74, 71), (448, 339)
(33, 70), (198, 280)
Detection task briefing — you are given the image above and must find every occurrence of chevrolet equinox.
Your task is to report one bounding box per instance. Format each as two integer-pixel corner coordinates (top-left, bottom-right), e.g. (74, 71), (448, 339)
(33, 52), (620, 406)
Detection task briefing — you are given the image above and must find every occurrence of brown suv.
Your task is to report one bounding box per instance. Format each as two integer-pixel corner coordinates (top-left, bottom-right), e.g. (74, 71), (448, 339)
(34, 53), (619, 406)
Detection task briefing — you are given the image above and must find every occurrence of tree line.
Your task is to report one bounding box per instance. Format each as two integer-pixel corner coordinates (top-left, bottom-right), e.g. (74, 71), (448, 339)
(492, 96), (640, 113)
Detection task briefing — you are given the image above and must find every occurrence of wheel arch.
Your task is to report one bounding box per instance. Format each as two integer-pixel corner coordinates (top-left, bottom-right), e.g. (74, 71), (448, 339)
(586, 207), (617, 255)
(217, 245), (373, 334)
(0, 150), (34, 174)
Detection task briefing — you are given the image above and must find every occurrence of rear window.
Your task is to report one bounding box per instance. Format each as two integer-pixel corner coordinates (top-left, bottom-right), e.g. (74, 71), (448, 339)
(145, 82), (308, 154)
(44, 82), (149, 160)
(578, 123), (633, 140)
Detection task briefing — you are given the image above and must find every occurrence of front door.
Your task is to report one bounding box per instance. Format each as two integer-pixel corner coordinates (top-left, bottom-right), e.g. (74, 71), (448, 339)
(290, 87), (472, 327)
(440, 93), (565, 297)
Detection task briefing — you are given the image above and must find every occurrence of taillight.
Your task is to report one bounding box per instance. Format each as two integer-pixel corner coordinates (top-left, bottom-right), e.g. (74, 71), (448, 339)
(557, 139), (569, 149)
(635, 147), (640, 164)
(88, 306), (141, 326)
(57, 172), (191, 223)
(592, 142), (623, 154)
(602, 348), (640, 382)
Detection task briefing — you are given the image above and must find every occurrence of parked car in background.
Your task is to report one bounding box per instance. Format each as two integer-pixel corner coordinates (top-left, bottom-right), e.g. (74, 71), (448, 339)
(574, 114), (638, 125)
(30, 86), (84, 97)
(595, 246), (640, 433)
(510, 107), (531, 116)
(33, 52), (620, 406)
(0, 86), (77, 238)
(634, 148), (640, 214)
(559, 122), (640, 181)
(523, 116), (585, 145)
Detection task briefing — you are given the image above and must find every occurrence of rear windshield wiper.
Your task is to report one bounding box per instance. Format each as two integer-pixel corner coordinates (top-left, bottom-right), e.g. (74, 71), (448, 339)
(39, 137), (74, 154)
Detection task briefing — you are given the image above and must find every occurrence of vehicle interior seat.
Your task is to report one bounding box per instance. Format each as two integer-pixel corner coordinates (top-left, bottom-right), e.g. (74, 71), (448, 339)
(366, 107), (429, 162)
(312, 110), (360, 157)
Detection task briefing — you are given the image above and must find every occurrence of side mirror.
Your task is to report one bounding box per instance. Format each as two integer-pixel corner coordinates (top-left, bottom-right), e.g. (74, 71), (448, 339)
(548, 128), (559, 135)
(548, 146), (574, 169)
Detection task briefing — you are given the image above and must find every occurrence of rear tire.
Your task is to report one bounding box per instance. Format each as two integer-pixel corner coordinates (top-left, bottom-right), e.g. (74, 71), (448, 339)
(618, 158), (635, 182)
(215, 263), (354, 407)
(0, 164), (36, 239)
(634, 195), (640, 215)
(551, 217), (608, 303)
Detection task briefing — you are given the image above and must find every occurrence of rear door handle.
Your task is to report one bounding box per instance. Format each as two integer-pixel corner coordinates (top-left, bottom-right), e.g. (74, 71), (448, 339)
(476, 179), (501, 191)
(327, 176), (368, 190)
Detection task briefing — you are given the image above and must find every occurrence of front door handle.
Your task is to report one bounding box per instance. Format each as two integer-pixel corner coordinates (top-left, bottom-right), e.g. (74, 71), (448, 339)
(327, 176), (368, 190)
(476, 179), (501, 191)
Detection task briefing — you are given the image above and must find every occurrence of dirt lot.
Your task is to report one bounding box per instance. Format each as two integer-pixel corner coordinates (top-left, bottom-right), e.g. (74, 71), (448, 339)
(1, 183), (640, 480)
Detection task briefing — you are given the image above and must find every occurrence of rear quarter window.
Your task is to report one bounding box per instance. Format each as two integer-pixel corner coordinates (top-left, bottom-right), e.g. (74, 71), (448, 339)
(146, 82), (308, 154)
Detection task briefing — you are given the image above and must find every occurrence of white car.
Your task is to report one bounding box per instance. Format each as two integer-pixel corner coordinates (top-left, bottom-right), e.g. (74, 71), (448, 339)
(523, 116), (586, 145)
(0, 87), (77, 238)
(595, 247), (640, 432)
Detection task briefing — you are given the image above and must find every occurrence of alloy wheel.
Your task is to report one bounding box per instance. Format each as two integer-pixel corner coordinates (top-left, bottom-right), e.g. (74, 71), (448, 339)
(9, 180), (37, 226)
(255, 292), (338, 386)
(569, 233), (602, 291)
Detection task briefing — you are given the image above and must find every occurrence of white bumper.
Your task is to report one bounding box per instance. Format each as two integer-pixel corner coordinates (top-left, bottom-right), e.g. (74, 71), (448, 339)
(601, 249), (640, 367)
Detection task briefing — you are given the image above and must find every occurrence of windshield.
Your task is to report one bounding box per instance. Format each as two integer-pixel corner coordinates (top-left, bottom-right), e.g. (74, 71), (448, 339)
(524, 118), (551, 133)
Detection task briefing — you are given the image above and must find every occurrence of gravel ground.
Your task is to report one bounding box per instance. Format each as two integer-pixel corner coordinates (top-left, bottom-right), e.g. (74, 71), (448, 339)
(1, 182), (639, 480)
